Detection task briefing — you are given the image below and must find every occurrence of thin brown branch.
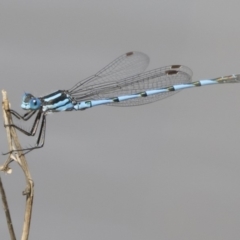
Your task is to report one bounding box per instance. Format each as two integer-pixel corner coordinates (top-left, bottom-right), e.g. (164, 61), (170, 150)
(0, 174), (16, 240)
(1, 90), (34, 240)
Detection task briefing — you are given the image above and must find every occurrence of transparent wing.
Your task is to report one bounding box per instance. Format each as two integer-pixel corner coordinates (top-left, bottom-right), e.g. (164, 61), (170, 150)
(69, 51), (150, 95)
(70, 64), (193, 106)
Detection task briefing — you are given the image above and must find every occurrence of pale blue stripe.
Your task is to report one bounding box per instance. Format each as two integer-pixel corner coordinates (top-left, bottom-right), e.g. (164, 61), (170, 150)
(146, 89), (168, 95)
(173, 84), (195, 90)
(118, 95), (139, 101)
(43, 93), (62, 101)
(199, 79), (218, 85)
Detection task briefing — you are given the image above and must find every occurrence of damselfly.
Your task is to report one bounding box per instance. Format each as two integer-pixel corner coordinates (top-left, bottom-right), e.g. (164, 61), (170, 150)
(4, 51), (240, 153)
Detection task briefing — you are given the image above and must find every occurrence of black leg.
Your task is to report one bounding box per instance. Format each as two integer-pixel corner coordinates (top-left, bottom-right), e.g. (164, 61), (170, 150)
(36, 113), (46, 148)
(8, 109), (37, 120)
(2, 113), (47, 155)
(20, 114), (46, 152)
(18, 114), (46, 154)
(4, 110), (42, 136)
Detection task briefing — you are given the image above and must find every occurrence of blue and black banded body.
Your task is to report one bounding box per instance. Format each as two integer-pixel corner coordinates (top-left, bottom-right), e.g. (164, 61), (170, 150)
(5, 51), (240, 153)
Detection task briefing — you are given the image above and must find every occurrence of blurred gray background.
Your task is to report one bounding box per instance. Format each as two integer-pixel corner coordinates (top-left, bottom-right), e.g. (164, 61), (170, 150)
(1, 1), (240, 239)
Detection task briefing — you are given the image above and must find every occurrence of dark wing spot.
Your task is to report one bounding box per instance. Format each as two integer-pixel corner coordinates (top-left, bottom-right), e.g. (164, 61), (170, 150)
(126, 52), (134, 56)
(171, 65), (181, 69)
(165, 70), (178, 75)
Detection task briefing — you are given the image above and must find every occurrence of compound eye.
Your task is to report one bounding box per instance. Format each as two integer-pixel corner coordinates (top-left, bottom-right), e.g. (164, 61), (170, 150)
(33, 99), (37, 105)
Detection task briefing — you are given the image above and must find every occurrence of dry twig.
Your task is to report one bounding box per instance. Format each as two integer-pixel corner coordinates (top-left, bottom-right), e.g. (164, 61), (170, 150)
(0, 90), (34, 240)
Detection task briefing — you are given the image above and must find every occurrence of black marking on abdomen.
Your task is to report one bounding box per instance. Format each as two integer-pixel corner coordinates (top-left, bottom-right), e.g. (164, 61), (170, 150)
(193, 81), (201, 86)
(85, 101), (92, 107)
(113, 97), (120, 102)
(167, 86), (176, 91)
(141, 92), (147, 97)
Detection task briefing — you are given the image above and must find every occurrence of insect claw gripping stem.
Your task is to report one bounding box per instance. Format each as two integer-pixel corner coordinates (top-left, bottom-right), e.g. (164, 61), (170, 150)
(2, 110), (46, 154)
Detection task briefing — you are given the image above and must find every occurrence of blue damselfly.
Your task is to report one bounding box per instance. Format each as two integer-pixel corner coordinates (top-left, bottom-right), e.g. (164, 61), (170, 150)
(4, 51), (240, 153)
